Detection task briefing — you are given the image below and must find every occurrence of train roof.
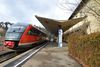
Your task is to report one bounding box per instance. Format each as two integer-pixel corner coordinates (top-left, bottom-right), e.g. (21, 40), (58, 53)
(11, 23), (46, 35)
(12, 23), (29, 27)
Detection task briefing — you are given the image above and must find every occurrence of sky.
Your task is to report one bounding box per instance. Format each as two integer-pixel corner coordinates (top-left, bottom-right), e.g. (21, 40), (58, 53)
(0, 0), (81, 27)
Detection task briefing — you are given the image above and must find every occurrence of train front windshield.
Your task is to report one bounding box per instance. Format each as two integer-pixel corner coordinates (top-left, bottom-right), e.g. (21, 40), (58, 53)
(5, 25), (26, 41)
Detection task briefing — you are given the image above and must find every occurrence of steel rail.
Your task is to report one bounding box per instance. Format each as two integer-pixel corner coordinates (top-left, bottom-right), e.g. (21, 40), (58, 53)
(0, 51), (17, 63)
(4, 42), (48, 67)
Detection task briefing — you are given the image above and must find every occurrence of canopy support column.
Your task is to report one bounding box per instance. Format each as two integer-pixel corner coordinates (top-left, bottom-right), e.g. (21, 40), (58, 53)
(58, 29), (63, 48)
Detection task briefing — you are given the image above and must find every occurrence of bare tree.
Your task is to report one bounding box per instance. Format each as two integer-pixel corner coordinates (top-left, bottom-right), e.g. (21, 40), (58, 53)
(4, 22), (13, 30)
(0, 22), (4, 28)
(0, 22), (13, 30)
(58, 0), (81, 13)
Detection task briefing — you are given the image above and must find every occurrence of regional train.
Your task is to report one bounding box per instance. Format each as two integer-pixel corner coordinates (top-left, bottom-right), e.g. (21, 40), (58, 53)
(4, 24), (47, 49)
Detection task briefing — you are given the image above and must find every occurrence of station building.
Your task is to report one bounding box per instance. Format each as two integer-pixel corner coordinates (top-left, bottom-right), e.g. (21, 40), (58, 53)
(67, 0), (100, 34)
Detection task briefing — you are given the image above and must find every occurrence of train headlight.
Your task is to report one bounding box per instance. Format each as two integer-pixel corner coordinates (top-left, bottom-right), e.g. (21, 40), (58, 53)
(4, 41), (15, 48)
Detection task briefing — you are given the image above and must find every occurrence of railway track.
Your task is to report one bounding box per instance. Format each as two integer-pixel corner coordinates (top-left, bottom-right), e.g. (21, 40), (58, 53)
(0, 49), (29, 63)
(0, 51), (17, 63)
(1, 41), (48, 67)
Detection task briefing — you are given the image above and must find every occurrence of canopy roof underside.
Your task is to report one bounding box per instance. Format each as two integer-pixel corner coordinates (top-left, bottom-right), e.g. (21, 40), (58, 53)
(35, 15), (86, 36)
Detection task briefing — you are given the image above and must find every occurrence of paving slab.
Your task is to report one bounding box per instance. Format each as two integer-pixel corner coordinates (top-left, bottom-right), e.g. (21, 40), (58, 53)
(22, 42), (82, 67)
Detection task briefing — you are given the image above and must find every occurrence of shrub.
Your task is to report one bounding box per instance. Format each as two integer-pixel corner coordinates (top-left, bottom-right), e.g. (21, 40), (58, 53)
(68, 32), (100, 67)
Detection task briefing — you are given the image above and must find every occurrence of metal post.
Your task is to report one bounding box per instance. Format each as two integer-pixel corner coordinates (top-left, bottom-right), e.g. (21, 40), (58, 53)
(58, 29), (63, 47)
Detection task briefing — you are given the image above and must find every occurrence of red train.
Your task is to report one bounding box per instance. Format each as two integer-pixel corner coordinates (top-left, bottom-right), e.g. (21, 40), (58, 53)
(4, 24), (47, 49)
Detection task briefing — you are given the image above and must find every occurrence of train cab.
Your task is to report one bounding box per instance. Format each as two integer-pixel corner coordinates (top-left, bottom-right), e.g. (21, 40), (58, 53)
(4, 24), (46, 49)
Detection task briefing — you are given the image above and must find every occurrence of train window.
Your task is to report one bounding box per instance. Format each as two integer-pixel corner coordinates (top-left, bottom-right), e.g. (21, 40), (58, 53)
(7, 26), (26, 33)
(28, 28), (38, 35)
(33, 28), (42, 34)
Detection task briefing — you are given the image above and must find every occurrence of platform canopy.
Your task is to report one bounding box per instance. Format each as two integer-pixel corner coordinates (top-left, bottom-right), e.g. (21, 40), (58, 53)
(35, 15), (86, 36)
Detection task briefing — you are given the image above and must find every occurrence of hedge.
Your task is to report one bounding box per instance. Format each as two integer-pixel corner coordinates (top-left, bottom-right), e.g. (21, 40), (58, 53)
(68, 32), (100, 67)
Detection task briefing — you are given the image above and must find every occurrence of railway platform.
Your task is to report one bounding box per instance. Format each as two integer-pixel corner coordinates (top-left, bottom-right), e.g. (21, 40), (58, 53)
(22, 42), (82, 67)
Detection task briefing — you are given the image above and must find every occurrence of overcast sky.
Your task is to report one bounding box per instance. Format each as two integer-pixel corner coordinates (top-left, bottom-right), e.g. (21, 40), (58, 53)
(0, 0), (81, 27)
